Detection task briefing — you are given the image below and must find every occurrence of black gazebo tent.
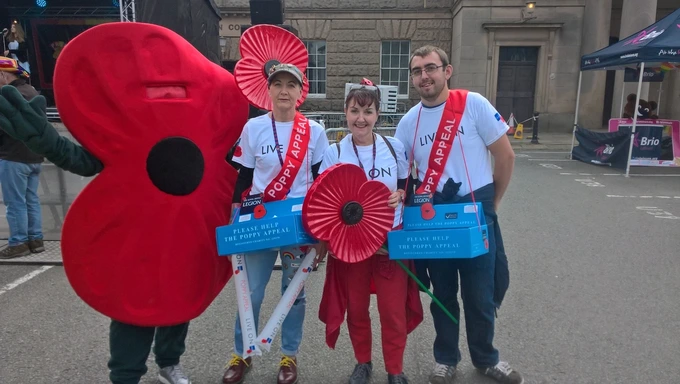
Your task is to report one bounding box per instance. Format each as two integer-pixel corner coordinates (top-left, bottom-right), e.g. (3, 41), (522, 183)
(571, 8), (680, 176)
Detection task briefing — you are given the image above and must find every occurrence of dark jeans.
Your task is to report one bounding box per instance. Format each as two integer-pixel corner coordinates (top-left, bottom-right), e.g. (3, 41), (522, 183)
(428, 215), (499, 369)
(108, 320), (189, 384)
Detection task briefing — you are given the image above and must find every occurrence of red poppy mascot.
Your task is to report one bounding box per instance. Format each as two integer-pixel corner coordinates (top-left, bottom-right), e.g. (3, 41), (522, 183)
(0, 22), (249, 384)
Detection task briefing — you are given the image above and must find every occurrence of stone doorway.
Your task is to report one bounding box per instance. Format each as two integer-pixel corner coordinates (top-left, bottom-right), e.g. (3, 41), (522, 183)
(495, 46), (539, 123)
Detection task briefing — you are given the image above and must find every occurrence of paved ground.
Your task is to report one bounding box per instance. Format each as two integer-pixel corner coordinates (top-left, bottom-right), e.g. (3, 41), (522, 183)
(1, 148), (679, 384)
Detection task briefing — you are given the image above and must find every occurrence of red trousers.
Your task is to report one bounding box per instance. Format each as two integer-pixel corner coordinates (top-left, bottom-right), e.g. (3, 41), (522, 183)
(346, 254), (409, 375)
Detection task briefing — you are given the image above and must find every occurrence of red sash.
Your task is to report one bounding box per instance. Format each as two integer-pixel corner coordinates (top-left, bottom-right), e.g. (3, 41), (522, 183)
(263, 112), (312, 202)
(416, 90), (468, 195)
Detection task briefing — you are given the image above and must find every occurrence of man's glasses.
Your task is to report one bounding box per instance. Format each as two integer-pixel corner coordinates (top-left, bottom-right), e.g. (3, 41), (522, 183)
(410, 64), (445, 77)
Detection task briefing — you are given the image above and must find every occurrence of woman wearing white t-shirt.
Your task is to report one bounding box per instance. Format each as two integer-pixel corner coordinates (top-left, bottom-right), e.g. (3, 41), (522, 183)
(317, 81), (423, 384)
(224, 63), (329, 384)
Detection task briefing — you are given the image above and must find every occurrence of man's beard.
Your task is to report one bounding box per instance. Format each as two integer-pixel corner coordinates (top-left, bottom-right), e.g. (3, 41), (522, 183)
(418, 81), (443, 101)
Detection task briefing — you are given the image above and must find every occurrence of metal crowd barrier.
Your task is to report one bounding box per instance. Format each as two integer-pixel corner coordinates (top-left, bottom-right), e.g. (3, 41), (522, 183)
(302, 112), (405, 143)
(46, 108), (61, 122)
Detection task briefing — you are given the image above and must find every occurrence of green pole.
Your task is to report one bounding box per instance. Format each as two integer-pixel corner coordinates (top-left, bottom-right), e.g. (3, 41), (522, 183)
(396, 260), (458, 325)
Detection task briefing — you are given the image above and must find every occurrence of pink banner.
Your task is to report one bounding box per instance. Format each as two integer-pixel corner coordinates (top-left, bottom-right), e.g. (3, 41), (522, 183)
(608, 119), (680, 167)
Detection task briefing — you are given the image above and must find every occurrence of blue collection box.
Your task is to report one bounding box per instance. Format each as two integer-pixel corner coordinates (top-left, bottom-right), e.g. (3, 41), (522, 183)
(216, 197), (317, 256)
(402, 202), (486, 230)
(388, 202), (489, 260)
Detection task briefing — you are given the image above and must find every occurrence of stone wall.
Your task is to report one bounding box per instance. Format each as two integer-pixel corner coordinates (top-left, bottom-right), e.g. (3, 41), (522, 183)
(217, 0), (680, 131)
(286, 12), (453, 111)
(217, 0), (454, 112)
(452, 0), (585, 132)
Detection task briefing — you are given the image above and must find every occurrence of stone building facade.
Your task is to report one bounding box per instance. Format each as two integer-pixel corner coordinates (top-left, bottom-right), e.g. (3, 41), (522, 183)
(216, 0), (680, 132)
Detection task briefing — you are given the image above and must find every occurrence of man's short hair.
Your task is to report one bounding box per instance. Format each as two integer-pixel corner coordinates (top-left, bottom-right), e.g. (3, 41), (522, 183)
(409, 45), (450, 70)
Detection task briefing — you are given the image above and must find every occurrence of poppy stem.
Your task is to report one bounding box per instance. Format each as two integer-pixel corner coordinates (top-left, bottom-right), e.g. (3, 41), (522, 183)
(395, 260), (459, 325)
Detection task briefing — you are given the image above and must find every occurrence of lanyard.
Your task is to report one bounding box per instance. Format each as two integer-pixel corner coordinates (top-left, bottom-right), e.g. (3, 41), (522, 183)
(351, 133), (377, 179)
(270, 116), (284, 166)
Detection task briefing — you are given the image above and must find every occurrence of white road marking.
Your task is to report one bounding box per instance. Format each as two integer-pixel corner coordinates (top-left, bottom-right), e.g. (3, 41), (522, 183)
(540, 163), (563, 169)
(528, 159), (573, 162)
(607, 195), (680, 199)
(515, 154), (531, 158)
(561, 172), (680, 177)
(635, 206), (680, 220)
(628, 174), (680, 177)
(0, 266), (53, 296)
(575, 178), (605, 187)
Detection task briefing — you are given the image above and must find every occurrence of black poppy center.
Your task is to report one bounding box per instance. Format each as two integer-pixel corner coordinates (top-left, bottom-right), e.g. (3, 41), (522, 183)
(264, 59), (281, 78)
(341, 201), (364, 225)
(146, 137), (204, 196)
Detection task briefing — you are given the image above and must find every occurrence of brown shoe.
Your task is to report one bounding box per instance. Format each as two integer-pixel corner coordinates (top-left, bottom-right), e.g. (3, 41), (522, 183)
(222, 354), (252, 384)
(0, 243), (31, 259)
(27, 239), (45, 253)
(277, 356), (298, 384)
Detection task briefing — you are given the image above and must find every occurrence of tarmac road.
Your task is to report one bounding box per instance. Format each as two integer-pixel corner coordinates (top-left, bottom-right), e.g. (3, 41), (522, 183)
(1, 151), (679, 384)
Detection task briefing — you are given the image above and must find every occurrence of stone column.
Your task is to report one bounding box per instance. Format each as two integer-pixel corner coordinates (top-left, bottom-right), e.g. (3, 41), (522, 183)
(578, 0), (612, 130)
(610, 0), (658, 117)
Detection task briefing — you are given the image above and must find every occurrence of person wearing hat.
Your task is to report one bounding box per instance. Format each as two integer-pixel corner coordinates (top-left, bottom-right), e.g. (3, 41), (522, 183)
(223, 63), (329, 384)
(0, 57), (45, 259)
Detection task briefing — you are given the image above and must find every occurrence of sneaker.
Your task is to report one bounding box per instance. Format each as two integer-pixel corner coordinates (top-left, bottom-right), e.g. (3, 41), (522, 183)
(277, 355), (298, 384)
(429, 363), (456, 384)
(158, 364), (191, 384)
(222, 354), (252, 384)
(388, 372), (409, 384)
(477, 361), (524, 384)
(0, 243), (31, 259)
(27, 239), (45, 253)
(349, 362), (372, 384)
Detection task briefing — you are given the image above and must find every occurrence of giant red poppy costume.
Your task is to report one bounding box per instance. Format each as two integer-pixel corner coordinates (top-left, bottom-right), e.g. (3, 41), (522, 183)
(0, 21), (250, 384)
(51, 22), (249, 326)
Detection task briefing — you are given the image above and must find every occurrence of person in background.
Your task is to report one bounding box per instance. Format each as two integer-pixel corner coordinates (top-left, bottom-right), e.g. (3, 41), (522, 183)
(4, 23), (30, 74)
(0, 56), (44, 259)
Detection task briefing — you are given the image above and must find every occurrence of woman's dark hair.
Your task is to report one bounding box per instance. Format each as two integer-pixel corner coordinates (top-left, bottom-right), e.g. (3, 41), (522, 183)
(345, 87), (381, 111)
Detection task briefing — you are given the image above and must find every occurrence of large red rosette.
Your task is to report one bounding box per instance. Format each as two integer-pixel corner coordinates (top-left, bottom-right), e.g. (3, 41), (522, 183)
(234, 24), (309, 110)
(52, 22), (249, 326)
(302, 164), (395, 263)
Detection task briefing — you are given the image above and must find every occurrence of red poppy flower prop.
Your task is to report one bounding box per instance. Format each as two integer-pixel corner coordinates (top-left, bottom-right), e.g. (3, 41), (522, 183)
(302, 164), (395, 263)
(234, 24), (309, 110)
(52, 22), (250, 326)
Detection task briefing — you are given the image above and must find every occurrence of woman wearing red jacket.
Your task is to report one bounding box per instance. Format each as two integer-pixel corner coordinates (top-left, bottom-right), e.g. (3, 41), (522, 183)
(317, 80), (423, 384)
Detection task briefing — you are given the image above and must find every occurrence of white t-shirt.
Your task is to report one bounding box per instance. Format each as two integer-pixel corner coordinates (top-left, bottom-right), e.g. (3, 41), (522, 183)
(319, 134), (409, 227)
(232, 113), (329, 199)
(395, 91), (509, 196)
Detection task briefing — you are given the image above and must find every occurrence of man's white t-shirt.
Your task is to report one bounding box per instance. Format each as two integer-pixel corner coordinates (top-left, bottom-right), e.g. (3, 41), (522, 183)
(395, 91), (509, 196)
(319, 134), (409, 228)
(232, 113), (329, 199)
